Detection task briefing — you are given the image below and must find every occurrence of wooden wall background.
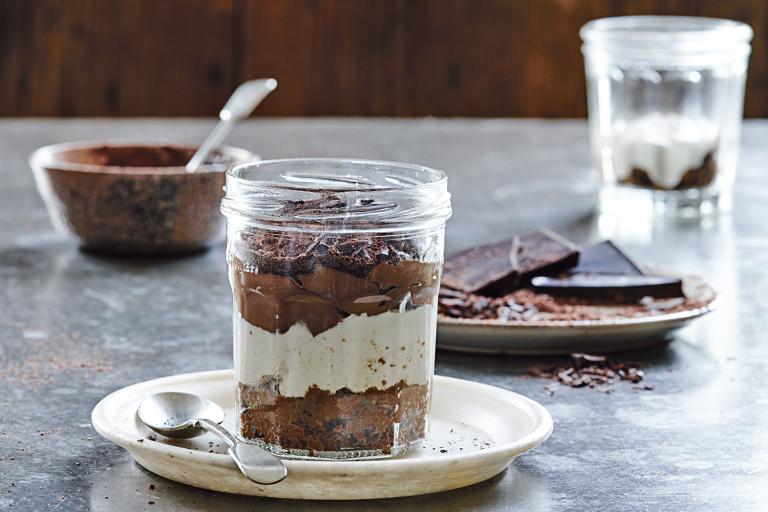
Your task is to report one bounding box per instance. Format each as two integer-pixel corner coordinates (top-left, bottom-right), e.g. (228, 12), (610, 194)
(1, 0), (766, 117)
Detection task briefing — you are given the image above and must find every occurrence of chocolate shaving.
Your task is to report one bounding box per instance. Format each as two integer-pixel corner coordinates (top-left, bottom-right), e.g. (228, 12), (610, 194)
(527, 353), (650, 393)
(438, 287), (701, 322)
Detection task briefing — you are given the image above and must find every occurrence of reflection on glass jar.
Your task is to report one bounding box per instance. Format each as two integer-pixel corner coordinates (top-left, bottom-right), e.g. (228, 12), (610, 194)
(221, 158), (452, 460)
(581, 16), (752, 214)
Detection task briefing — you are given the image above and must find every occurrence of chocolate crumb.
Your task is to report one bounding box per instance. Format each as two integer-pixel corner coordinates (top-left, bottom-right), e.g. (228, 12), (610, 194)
(439, 287), (704, 322)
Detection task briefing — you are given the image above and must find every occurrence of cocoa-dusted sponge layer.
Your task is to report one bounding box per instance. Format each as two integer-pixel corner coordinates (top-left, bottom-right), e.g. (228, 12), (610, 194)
(239, 381), (429, 454)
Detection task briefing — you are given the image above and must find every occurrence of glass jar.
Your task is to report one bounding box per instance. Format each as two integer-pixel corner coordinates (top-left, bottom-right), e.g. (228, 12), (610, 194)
(221, 158), (452, 459)
(581, 16), (752, 215)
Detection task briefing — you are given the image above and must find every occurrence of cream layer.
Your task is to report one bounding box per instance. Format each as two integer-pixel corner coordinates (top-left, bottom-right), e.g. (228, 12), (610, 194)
(234, 303), (436, 397)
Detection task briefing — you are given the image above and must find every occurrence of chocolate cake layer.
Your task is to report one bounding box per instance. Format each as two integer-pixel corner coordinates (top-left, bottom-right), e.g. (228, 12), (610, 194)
(531, 274), (684, 301)
(441, 229), (580, 296)
(239, 381), (428, 454)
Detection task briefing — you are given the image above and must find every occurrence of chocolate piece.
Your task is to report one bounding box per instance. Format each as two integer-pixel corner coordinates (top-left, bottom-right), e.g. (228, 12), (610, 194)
(571, 241), (643, 276)
(531, 274), (684, 302)
(441, 230), (580, 296)
(239, 381), (428, 454)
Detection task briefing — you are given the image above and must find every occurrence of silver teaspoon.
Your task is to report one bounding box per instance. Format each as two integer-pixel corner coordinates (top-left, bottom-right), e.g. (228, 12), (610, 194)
(137, 391), (287, 485)
(185, 78), (277, 173)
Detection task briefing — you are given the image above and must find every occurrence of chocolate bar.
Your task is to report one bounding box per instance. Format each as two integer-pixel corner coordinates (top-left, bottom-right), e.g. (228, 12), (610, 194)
(531, 274), (684, 302)
(570, 241), (644, 276)
(441, 229), (580, 296)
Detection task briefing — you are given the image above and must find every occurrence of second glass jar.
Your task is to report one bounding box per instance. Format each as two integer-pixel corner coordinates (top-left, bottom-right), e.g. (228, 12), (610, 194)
(581, 16), (752, 214)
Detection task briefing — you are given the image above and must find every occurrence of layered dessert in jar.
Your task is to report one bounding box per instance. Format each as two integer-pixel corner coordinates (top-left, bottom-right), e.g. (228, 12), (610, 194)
(611, 114), (719, 190)
(222, 159), (452, 459)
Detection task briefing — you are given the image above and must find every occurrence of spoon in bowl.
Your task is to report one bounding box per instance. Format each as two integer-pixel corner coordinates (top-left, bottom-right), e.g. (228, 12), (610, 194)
(185, 78), (277, 173)
(137, 391), (287, 485)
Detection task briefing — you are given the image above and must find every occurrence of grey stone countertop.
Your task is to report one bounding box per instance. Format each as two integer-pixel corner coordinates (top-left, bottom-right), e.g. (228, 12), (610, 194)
(0, 119), (766, 511)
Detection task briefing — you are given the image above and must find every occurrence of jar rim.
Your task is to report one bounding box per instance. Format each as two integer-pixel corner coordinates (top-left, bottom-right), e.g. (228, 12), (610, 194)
(581, 16), (752, 49)
(222, 158), (452, 234)
(226, 157), (447, 191)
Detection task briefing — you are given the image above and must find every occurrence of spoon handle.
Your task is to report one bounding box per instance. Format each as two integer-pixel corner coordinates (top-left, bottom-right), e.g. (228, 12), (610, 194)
(184, 119), (232, 172)
(185, 78), (277, 173)
(196, 418), (287, 485)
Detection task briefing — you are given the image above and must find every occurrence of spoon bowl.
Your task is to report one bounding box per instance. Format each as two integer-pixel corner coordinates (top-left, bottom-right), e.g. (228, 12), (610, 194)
(138, 392), (225, 439)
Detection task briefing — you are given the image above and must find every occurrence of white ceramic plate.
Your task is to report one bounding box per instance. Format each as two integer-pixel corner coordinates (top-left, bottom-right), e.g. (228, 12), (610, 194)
(437, 274), (717, 355)
(91, 370), (552, 500)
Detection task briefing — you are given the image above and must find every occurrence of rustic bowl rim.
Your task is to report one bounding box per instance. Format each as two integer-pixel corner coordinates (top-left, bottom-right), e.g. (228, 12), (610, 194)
(29, 140), (258, 175)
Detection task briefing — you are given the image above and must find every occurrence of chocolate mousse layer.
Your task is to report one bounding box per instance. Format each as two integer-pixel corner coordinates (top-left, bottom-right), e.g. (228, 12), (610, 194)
(230, 230), (440, 336)
(239, 381), (429, 454)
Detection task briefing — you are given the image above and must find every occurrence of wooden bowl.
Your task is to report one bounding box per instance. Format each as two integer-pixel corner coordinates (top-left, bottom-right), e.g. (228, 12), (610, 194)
(30, 142), (257, 255)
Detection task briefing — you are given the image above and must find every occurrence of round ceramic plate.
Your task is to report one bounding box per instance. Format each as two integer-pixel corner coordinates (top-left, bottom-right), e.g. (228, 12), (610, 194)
(437, 273), (718, 355)
(91, 370), (552, 500)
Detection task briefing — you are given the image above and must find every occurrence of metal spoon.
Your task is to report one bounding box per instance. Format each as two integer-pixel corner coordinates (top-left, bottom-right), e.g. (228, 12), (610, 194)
(137, 392), (287, 485)
(185, 78), (277, 172)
